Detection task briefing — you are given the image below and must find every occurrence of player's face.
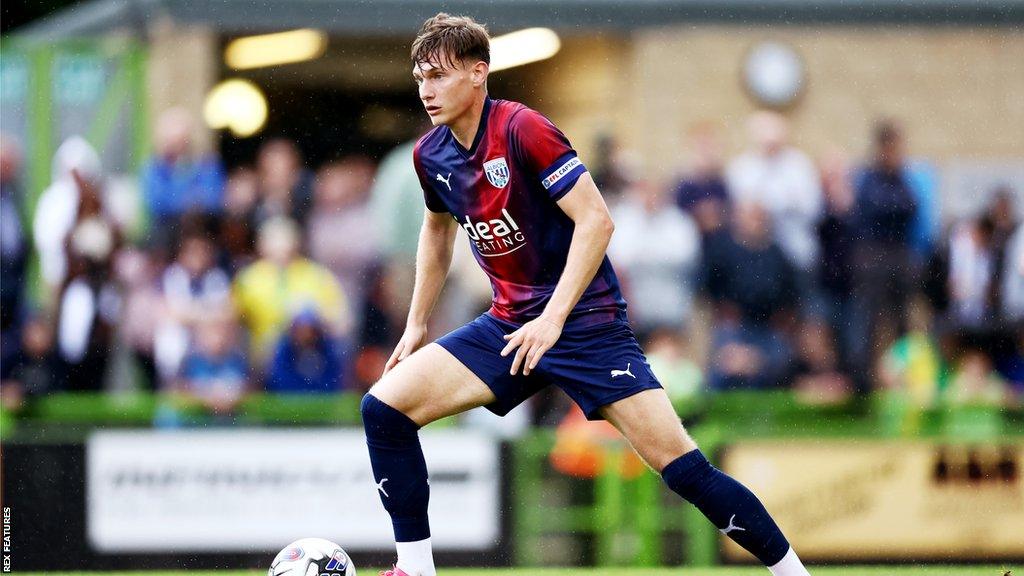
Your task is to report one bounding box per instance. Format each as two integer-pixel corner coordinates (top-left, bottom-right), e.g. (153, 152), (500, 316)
(413, 58), (480, 127)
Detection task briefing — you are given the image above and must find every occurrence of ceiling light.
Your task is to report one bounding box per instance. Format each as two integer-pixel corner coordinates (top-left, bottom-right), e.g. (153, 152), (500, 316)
(225, 29), (327, 70)
(203, 79), (268, 138)
(490, 28), (561, 72)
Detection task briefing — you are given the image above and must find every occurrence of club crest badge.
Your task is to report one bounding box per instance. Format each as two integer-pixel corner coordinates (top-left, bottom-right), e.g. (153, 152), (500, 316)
(484, 157), (510, 189)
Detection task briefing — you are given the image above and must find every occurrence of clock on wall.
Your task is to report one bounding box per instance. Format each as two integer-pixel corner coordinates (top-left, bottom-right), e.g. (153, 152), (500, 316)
(742, 41), (805, 109)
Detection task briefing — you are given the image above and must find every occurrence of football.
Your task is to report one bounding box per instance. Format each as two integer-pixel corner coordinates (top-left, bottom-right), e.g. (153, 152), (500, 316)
(269, 538), (357, 576)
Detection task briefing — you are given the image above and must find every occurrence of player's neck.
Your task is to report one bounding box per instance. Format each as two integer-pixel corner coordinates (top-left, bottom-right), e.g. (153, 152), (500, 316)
(448, 94), (487, 150)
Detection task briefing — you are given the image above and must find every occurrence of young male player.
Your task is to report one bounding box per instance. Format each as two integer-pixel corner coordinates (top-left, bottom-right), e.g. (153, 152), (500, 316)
(362, 13), (810, 576)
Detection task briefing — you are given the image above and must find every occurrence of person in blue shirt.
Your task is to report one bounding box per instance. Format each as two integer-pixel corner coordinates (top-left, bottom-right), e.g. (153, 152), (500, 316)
(142, 108), (225, 244)
(849, 119), (921, 392)
(267, 309), (345, 393)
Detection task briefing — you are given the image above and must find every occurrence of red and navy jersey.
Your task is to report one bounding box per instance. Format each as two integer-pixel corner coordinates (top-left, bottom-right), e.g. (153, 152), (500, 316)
(413, 97), (626, 328)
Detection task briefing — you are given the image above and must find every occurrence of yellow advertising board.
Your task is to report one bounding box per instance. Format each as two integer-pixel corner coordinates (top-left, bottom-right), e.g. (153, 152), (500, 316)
(720, 440), (1024, 561)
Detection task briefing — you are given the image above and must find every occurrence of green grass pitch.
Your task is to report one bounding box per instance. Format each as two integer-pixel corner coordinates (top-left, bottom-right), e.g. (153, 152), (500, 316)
(21, 568), (1017, 576)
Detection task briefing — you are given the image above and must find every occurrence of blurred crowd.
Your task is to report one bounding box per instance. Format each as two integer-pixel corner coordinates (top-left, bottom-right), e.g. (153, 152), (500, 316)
(1, 107), (1022, 426)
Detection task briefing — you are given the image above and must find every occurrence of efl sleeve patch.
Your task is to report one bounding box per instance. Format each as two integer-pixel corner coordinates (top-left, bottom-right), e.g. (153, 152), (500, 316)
(540, 153), (587, 201)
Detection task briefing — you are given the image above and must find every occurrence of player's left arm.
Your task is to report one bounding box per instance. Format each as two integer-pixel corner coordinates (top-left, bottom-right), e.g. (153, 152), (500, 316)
(501, 172), (614, 375)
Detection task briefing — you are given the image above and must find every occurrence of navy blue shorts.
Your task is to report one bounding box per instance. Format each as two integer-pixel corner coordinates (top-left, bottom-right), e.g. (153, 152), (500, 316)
(436, 313), (663, 420)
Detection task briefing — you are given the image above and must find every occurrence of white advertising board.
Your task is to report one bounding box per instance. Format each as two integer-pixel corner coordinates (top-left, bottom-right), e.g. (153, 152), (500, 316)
(87, 429), (500, 552)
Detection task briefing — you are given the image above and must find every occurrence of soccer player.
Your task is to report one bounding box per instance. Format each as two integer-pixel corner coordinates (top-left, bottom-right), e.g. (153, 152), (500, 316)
(362, 13), (810, 576)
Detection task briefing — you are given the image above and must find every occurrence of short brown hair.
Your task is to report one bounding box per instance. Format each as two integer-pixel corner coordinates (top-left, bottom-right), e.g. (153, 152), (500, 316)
(411, 13), (490, 69)
(874, 118), (902, 147)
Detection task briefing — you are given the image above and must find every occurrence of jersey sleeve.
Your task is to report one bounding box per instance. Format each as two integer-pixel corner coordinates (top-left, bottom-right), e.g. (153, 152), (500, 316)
(413, 141), (448, 213)
(508, 108), (588, 201)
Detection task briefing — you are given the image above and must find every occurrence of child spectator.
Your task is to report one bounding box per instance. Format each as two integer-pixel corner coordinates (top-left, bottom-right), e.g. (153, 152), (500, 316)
(158, 313), (249, 426)
(267, 309), (346, 393)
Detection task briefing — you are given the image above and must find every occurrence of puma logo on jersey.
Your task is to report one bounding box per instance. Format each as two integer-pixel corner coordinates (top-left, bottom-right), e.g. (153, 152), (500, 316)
(611, 363), (635, 379)
(436, 172), (452, 191)
(720, 514), (745, 535)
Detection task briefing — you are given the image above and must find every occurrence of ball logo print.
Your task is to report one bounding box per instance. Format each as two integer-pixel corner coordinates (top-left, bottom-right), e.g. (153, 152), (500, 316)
(269, 538), (356, 576)
(320, 550), (350, 576)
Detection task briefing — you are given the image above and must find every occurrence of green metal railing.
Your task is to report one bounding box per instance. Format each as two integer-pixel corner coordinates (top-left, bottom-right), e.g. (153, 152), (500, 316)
(509, 391), (1023, 568)
(1, 390), (1020, 566)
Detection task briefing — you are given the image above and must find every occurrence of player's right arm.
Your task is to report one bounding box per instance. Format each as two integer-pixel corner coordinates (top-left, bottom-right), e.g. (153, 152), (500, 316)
(383, 208), (457, 374)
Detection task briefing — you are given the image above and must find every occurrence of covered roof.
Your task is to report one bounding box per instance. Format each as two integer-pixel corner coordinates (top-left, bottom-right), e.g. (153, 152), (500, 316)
(13, 0), (1024, 41)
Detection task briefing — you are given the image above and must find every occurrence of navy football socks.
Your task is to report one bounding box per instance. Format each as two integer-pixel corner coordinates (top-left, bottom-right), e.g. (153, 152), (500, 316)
(362, 393), (431, 542)
(662, 449), (790, 566)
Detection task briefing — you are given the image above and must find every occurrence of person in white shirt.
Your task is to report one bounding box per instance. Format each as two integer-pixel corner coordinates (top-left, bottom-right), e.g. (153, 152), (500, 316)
(726, 111), (822, 274)
(33, 136), (105, 293)
(609, 180), (701, 334)
(1002, 224), (1024, 322)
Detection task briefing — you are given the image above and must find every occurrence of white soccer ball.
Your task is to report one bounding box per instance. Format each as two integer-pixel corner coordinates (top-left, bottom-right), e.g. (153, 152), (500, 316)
(269, 538), (356, 576)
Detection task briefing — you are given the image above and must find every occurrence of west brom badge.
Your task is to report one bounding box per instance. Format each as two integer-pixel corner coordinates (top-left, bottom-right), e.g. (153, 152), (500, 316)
(484, 157), (510, 188)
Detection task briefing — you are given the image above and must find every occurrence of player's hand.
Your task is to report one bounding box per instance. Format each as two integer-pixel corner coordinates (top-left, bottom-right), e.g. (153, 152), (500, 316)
(500, 314), (564, 376)
(383, 324), (428, 375)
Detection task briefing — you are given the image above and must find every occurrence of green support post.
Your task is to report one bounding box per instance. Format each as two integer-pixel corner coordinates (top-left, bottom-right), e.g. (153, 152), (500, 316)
(26, 45), (54, 308)
(634, 469), (662, 566)
(594, 449), (624, 566)
(127, 44), (151, 239)
(126, 45), (149, 171)
(512, 431), (550, 566)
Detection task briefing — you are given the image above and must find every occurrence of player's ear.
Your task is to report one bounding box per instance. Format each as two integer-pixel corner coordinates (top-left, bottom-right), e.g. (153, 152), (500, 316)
(472, 61), (489, 87)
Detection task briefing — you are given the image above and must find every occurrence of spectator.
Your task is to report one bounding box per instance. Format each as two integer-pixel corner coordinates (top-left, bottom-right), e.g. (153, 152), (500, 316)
(154, 231), (232, 382)
(255, 139), (315, 227)
(789, 321), (853, 405)
(56, 223), (122, 392)
(589, 134), (634, 204)
(986, 187), (1019, 314)
(877, 302), (948, 407)
(233, 217), (350, 363)
(703, 202), (797, 390)
(350, 263), (401, 391)
(644, 327), (703, 409)
(987, 186), (1019, 258)
(608, 180), (701, 335)
(162, 312), (249, 424)
(947, 216), (998, 329)
(220, 166), (260, 274)
(1, 317), (56, 412)
(1002, 223), (1024, 323)
(369, 138), (425, 265)
(33, 136), (105, 293)
(997, 333), (1024, 401)
(307, 158), (380, 316)
(726, 111), (822, 275)
(672, 123), (730, 237)
(268, 309), (346, 393)
(116, 249), (163, 389)
(848, 120), (920, 390)
(1, 134), (27, 380)
(368, 138), (427, 330)
(141, 108), (225, 248)
(817, 149), (858, 369)
(34, 138), (122, 392)
(948, 349), (1009, 407)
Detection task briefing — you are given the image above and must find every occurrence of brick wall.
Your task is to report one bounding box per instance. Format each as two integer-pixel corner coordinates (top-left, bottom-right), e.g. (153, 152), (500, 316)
(534, 26), (1024, 180)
